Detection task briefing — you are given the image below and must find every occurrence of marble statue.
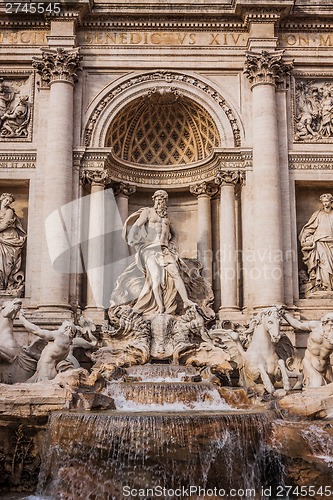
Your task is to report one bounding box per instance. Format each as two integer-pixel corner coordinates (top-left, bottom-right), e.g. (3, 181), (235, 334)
(300, 193), (333, 295)
(103, 189), (215, 365)
(282, 310), (333, 388)
(0, 299), (36, 383)
(18, 312), (97, 382)
(112, 189), (196, 315)
(0, 79), (15, 117)
(0, 193), (26, 295)
(0, 95), (30, 138)
(207, 306), (293, 394)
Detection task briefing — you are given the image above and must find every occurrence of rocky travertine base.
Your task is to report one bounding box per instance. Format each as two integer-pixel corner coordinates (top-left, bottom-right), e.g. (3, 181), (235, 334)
(269, 420), (333, 497)
(277, 383), (333, 419)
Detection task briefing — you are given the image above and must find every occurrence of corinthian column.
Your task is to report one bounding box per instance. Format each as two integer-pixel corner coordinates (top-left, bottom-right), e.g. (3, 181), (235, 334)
(113, 182), (136, 224)
(81, 169), (110, 319)
(190, 181), (217, 282)
(244, 50), (293, 307)
(32, 48), (81, 312)
(215, 170), (242, 312)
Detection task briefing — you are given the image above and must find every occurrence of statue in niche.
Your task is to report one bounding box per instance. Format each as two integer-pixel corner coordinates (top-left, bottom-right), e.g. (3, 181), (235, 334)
(102, 189), (215, 366)
(0, 193), (26, 296)
(282, 310), (333, 388)
(18, 312), (98, 382)
(0, 95), (30, 138)
(300, 193), (333, 296)
(110, 189), (213, 316)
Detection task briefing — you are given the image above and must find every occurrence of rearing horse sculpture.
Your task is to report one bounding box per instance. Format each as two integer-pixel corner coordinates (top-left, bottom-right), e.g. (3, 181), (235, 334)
(209, 306), (291, 394)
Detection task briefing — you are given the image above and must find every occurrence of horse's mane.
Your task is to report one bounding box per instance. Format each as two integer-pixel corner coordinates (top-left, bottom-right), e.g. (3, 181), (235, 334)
(246, 306), (279, 333)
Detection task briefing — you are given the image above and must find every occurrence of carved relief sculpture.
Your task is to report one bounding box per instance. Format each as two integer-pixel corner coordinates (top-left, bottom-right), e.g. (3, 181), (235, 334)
(299, 193), (333, 296)
(295, 80), (333, 141)
(0, 78), (32, 140)
(0, 193), (26, 296)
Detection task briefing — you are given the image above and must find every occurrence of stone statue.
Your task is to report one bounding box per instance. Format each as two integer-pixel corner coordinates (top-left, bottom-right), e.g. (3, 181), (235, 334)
(18, 312), (97, 382)
(0, 95), (30, 138)
(0, 299), (37, 383)
(0, 193), (26, 295)
(300, 193), (333, 295)
(282, 310), (333, 388)
(206, 306), (293, 394)
(110, 189), (214, 316)
(101, 189), (215, 366)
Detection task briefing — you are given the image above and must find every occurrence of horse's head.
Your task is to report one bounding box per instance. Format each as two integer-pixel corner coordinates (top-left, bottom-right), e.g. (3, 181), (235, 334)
(254, 306), (282, 344)
(1, 298), (22, 319)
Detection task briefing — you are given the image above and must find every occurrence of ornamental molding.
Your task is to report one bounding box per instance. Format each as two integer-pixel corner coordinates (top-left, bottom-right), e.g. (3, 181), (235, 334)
(32, 48), (82, 87)
(81, 21), (246, 30)
(78, 149), (252, 188)
(289, 153), (333, 170)
(112, 182), (136, 197)
(84, 70), (242, 149)
(0, 152), (36, 169)
(244, 50), (293, 88)
(190, 181), (218, 198)
(214, 169), (244, 186)
(81, 169), (110, 187)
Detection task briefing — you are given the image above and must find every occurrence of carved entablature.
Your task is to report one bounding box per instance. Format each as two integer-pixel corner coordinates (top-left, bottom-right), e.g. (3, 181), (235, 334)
(0, 73), (34, 142)
(289, 153), (333, 170)
(244, 50), (293, 88)
(293, 78), (333, 143)
(0, 152), (36, 169)
(32, 48), (82, 87)
(78, 150), (252, 189)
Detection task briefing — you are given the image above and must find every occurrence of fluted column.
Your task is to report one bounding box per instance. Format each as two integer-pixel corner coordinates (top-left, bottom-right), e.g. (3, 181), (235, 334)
(32, 48), (81, 311)
(215, 170), (242, 312)
(244, 50), (293, 307)
(81, 169), (110, 318)
(190, 181), (217, 282)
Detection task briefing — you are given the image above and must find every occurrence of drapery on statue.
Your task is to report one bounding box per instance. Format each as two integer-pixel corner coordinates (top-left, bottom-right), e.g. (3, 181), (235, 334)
(110, 189), (211, 316)
(0, 95), (30, 138)
(0, 193), (26, 295)
(300, 193), (333, 295)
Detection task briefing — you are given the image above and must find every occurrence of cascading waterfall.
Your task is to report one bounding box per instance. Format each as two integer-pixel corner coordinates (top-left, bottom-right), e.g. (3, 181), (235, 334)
(35, 366), (284, 499)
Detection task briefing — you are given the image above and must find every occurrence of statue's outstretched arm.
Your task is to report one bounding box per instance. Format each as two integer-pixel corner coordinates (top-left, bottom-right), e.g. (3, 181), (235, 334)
(18, 312), (55, 340)
(282, 311), (313, 332)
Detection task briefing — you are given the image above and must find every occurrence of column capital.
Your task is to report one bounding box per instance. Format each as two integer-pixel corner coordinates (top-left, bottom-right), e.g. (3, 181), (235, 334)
(81, 169), (110, 188)
(32, 48), (82, 87)
(112, 182), (136, 197)
(190, 181), (218, 198)
(244, 50), (293, 88)
(215, 170), (244, 187)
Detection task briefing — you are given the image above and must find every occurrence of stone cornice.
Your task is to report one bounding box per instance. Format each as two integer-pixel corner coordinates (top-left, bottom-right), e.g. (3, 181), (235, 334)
(0, 152), (36, 168)
(289, 153), (333, 170)
(78, 149), (252, 188)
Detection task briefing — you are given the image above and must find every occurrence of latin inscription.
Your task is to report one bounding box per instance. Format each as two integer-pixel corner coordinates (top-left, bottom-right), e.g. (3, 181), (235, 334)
(0, 30), (48, 44)
(79, 31), (248, 47)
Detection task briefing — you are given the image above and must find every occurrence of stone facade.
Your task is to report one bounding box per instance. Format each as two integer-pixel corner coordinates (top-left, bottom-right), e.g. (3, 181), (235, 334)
(1, 0), (333, 343)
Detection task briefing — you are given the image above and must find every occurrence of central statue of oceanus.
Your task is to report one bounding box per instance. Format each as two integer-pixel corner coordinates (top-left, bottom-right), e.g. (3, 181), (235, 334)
(102, 189), (216, 366)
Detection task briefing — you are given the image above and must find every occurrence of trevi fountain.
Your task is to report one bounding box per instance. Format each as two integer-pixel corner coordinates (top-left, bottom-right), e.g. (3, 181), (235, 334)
(1, 1), (333, 499)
